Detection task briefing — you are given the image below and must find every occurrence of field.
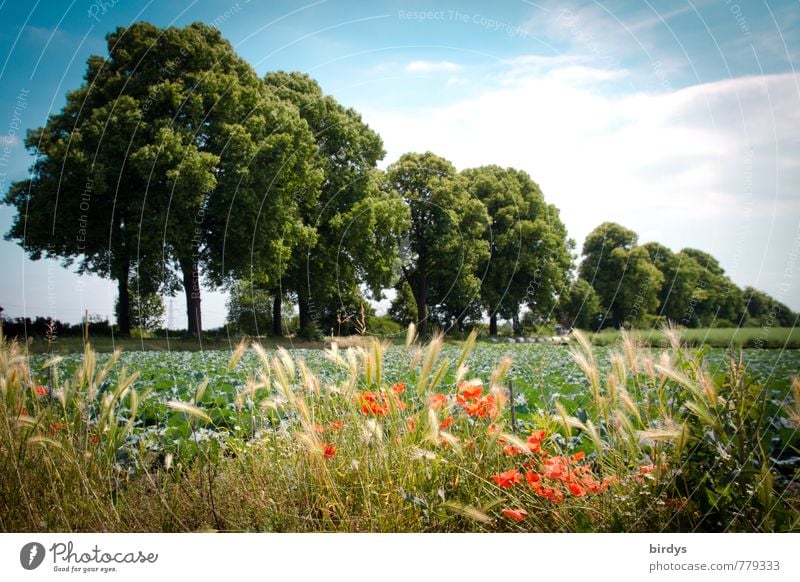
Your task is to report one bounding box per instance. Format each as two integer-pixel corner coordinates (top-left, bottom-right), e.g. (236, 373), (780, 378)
(2, 329), (799, 532)
(15, 326), (800, 355)
(586, 327), (800, 349)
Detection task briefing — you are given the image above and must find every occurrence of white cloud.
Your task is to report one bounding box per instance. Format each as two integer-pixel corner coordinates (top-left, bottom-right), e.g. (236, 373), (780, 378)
(358, 62), (800, 305)
(405, 60), (461, 72)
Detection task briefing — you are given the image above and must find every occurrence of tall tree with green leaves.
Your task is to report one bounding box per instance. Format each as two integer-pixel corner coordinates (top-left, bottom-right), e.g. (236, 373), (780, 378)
(114, 275), (165, 332)
(5, 23), (322, 336)
(578, 222), (663, 328)
(678, 248), (744, 326)
(386, 152), (489, 336)
(741, 286), (797, 326)
(262, 72), (407, 336)
(463, 166), (573, 335)
(4, 57), (156, 336)
(641, 242), (704, 324)
(556, 278), (602, 330)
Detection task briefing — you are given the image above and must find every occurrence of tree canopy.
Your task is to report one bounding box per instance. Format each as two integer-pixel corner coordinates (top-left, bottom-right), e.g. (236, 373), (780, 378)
(386, 152), (489, 337)
(463, 165), (572, 334)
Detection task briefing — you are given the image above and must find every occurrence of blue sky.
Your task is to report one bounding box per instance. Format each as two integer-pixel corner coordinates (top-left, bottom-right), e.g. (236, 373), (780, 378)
(1, 0), (799, 328)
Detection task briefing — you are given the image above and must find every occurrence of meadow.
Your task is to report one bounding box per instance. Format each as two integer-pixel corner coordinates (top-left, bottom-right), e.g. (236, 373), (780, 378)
(2, 327), (799, 532)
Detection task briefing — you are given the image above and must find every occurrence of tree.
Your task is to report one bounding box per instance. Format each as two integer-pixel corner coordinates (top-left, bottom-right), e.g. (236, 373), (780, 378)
(463, 166), (573, 335)
(5, 22), (321, 337)
(262, 72), (407, 335)
(556, 278), (602, 330)
(4, 82), (152, 336)
(225, 280), (273, 335)
(642, 242), (704, 324)
(741, 286), (796, 327)
(386, 152), (489, 337)
(388, 280), (417, 327)
(126, 24), (320, 336)
(678, 248), (744, 326)
(578, 222), (663, 328)
(114, 276), (165, 331)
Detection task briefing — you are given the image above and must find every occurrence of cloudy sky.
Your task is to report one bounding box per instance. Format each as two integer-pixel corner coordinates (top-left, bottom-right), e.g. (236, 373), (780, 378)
(0, 0), (798, 328)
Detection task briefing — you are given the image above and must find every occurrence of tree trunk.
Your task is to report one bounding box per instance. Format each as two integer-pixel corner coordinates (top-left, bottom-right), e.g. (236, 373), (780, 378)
(272, 292), (283, 337)
(456, 311), (466, 333)
(117, 265), (131, 337)
(298, 294), (312, 332)
(512, 311), (521, 335)
(410, 277), (428, 338)
(489, 313), (498, 336)
(180, 257), (202, 336)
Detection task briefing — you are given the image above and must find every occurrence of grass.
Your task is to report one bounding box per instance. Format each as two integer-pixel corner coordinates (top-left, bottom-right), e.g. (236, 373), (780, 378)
(585, 327), (800, 349)
(14, 325), (799, 355)
(1, 325), (799, 532)
(20, 335), (328, 354)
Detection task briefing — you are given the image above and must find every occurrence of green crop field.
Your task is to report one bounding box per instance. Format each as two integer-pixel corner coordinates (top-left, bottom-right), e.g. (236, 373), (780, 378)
(4, 332), (800, 533)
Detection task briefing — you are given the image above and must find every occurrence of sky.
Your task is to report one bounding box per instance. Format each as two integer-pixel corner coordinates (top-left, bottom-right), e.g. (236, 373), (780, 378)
(0, 0), (798, 329)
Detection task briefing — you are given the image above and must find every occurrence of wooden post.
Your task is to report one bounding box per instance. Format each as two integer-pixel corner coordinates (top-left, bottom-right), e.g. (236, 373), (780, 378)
(84, 309), (89, 344)
(509, 378), (517, 435)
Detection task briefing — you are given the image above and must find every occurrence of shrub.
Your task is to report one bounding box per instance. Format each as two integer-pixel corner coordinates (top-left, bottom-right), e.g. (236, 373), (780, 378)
(366, 315), (403, 336)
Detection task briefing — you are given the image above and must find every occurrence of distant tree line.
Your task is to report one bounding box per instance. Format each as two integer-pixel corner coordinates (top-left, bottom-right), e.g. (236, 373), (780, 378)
(554, 222), (797, 331)
(3, 22), (794, 339)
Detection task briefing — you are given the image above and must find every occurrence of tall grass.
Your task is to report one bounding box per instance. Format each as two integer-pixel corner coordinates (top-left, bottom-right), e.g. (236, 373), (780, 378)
(586, 326), (800, 349)
(1, 326), (798, 532)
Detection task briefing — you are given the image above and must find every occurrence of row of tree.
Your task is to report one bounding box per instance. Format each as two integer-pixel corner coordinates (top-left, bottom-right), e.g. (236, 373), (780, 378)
(555, 222), (796, 330)
(4, 22), (794, 338)
(5, 22), (577, 338)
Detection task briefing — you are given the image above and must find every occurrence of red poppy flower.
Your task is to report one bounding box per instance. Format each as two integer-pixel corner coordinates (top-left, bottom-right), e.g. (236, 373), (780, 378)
(323, 444), (336, 459)
(502, 508), (528, 522)
(466, 394), (496, 418)
(526, 430), (546, 453)
(526, 438), (541, 453)
(491, 468), (522, 488)
(356, 392), (388, 416)
(50, 423), (67, 431)
(391, 382), (406, 395)
(503, 444), (522, 456)
(525, 470), (541, 487)
(639, 463), (655, 474)
(543, 456), (569, 480)
(572, 451), (586, 462)
(329, 420), (343, 431)
(36, 385), (47, 396)
(314, 423), (325, 433)
(429, 393), (447, 411)
(89, 434), (100, 445)
(439, 416), (455, 430)
(568, 482), (587, 496)
(457, 383), (483, 404)
(487, 423), (501, 435)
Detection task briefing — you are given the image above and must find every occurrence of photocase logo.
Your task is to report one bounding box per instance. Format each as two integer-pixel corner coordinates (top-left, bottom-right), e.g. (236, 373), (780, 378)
(20, 542), (46, 570)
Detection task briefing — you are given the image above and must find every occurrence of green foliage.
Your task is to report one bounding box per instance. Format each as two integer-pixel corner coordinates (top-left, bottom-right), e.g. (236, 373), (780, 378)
(556, 278), (602, 330)
(677, 248), (745, 326)
(387, 152), (490, 336)
(463, 166), (573, 332)
(262, 72), (407, 334)
(742, 286), (797, 327)
(225, 280), (272, 336)
(388, 280), (418, 327)
(113, 275), (165, 332)
(578, 223), (663, 328)
(366, 315), (403, 336)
